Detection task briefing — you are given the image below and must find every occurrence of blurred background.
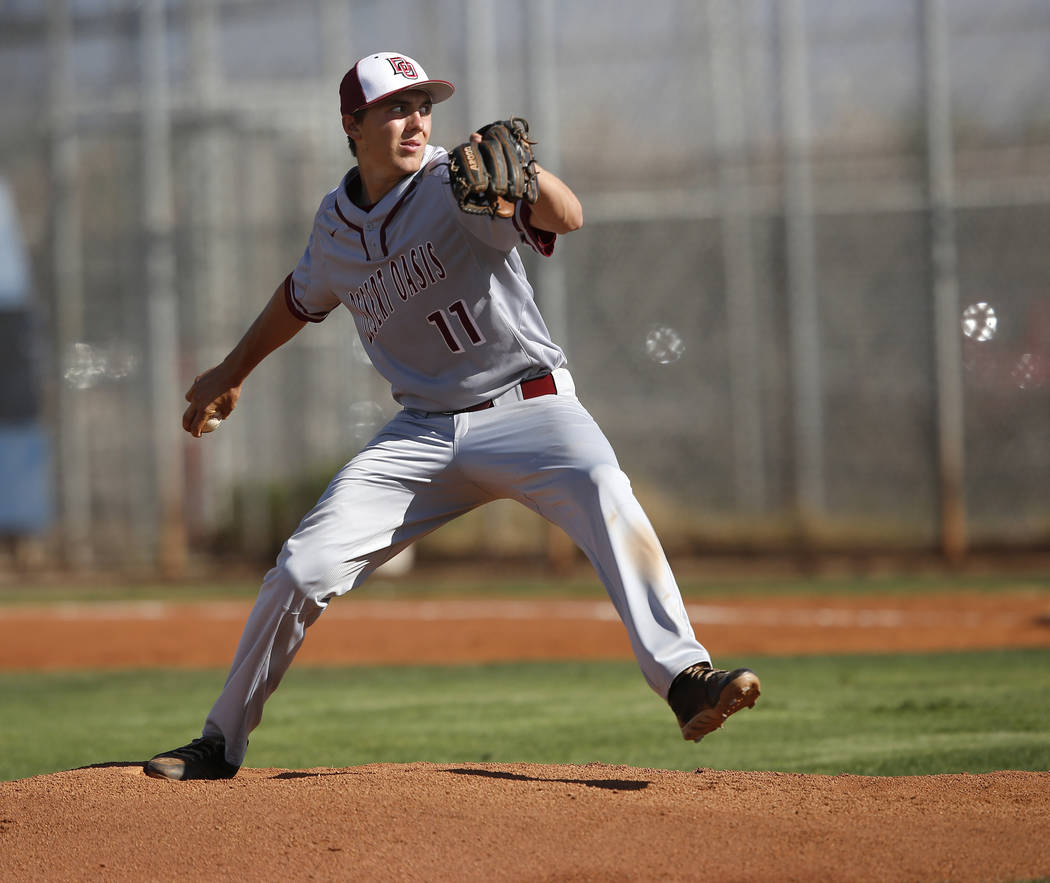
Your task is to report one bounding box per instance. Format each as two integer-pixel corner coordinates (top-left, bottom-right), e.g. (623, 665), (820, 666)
(0, 0), (1047, 576)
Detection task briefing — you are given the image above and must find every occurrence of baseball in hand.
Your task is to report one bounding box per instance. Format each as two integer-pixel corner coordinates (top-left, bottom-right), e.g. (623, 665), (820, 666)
(202, 415), (223, 433)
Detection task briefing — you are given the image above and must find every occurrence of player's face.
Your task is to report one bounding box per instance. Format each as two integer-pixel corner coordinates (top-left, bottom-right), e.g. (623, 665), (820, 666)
(345, 90), (433, 181)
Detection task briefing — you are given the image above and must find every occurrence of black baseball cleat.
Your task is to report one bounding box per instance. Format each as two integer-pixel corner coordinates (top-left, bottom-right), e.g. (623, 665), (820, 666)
(668, 663), (761, 742)
(144, 736), (239, 781)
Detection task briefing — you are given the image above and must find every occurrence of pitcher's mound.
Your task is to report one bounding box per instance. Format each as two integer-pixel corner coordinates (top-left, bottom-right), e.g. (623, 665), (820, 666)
(2, 762), (1048, 881)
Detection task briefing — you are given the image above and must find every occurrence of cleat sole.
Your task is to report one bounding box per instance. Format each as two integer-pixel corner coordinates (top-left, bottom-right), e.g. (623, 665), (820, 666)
(681, 670), (761, 742)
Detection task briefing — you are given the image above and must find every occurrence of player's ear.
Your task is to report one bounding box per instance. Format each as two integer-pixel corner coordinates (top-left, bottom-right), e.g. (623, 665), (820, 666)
(342, 114), (359, 139)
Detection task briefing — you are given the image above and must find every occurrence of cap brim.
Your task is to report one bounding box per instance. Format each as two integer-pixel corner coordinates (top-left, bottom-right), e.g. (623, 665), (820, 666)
(418, 80), (455, 104)
(355, 79), (455, 114)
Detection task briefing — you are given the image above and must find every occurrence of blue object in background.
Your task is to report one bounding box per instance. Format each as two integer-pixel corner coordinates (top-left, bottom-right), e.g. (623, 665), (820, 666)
(0, 175), (29, 308)
(0, 176), (52, 534)
(0, 426), (52, 532)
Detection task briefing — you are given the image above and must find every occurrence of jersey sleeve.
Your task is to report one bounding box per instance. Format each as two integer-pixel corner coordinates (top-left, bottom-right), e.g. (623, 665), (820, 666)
(284, 228), (340, 323)
(512, 201), (556, 257)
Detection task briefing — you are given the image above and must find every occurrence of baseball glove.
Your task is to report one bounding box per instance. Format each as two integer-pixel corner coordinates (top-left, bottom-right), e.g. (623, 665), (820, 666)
(448, 117), (539, 218)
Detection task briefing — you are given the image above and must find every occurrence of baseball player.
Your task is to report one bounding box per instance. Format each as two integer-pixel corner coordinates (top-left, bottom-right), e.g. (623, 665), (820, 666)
(145, 51), (760, 781)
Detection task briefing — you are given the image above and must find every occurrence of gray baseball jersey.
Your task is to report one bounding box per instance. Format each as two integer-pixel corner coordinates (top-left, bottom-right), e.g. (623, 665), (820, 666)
(285, 144), (565, 412)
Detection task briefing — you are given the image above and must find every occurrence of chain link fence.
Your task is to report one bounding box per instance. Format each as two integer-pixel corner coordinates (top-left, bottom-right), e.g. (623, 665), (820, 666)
(0, 0), (1048, 570)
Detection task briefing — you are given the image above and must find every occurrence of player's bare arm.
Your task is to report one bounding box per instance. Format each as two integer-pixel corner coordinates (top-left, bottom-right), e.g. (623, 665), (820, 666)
(528, 164), (583, 234)
(182, 283), (307, 437)
(461, 130), (582, 233)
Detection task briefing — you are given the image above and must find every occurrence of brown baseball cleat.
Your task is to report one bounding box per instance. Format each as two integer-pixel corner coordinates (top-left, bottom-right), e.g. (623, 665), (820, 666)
(667, 663), (761, 742)
(144, 736), (239, 781)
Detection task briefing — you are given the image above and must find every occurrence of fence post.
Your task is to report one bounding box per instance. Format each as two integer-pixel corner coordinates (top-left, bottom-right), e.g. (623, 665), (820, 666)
(708, 0), (766, 512)
(923, 0), (967, 562)
(46, 0), (92, 566)
(141, 0), (186, 574)
(780, 0), (826, 535)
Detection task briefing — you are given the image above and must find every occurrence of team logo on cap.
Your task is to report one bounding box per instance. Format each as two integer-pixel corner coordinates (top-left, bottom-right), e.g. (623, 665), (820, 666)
(387, 57), (418, 79)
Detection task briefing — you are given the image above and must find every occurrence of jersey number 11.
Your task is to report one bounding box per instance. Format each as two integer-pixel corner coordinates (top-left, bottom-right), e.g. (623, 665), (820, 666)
(426, 299), (487, 353)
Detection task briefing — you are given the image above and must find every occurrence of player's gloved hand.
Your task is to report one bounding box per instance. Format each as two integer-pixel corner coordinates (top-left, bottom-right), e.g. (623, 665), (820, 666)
(448, 117), (539, 219)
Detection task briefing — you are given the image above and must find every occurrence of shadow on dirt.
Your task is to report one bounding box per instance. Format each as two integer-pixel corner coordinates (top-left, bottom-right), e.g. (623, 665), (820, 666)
(71, 762), (147, 772)
(446, 767), (649, 791)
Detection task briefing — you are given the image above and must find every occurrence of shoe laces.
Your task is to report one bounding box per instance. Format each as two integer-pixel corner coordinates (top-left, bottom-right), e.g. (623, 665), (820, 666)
(670, 663), (727, 710)
(169, 737), (223, 761)
(682, 662), (722, 684)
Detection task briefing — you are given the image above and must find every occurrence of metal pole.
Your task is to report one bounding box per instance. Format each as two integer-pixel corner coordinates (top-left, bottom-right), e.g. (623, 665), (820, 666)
(708, 0), (766, 511)
(187, 0), (230, 535)
(318, 0), (355, 449)
(465, 0), (499, 123)
(528, 0), (575, 570)
(46, 0), (92, 566)
(320, 0), (353, 180)
(464, 0), (512, 555)
(141, 0), (186, 574)
(923, 0), (967, 561)
(779, 0), (826, 531)
(529, 0), (569, 350)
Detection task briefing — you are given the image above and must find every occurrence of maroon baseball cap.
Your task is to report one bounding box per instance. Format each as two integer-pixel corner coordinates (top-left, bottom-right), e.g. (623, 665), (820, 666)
(339, 52), (455, 116)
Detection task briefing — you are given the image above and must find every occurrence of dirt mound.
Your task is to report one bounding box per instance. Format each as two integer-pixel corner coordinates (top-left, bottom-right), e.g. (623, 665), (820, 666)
(1, 763), (1048, 881)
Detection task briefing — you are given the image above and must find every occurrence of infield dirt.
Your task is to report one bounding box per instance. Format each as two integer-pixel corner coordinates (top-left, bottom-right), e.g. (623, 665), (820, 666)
(1, 589), (1049, 881)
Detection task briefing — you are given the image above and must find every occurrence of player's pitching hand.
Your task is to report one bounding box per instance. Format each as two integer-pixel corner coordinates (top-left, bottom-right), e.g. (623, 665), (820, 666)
(183, 367), (241, 438)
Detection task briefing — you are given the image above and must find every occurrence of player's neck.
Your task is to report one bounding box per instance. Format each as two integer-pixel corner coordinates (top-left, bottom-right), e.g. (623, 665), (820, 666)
(354, 164), (407, 210)
(347, 172), (377, 211)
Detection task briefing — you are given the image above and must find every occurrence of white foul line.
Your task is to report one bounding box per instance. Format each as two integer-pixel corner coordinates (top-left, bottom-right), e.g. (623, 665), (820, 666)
(0, 598), (1031, 629)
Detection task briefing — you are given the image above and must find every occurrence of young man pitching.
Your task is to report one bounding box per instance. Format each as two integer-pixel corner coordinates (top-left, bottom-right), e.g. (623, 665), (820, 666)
(146, 51), (759, 781)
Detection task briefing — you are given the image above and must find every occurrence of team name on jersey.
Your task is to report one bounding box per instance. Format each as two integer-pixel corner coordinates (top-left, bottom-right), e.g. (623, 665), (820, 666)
(347, 241), (447, 343)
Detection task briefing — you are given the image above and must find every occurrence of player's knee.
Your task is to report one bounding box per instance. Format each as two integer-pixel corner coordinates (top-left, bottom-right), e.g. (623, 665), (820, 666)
(549, 461), (631, 508)
(587, 464), (657, 533)
(587, 462), (632, 498)
(270, 547), (342, 607)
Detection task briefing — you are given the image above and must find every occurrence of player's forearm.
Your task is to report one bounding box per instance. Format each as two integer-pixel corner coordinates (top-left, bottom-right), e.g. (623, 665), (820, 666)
(529, 165), (583, 234)
(220, 283), (308, 384)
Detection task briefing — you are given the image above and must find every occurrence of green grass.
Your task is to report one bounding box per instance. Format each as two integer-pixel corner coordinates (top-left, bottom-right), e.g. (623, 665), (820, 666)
(0, 579), (265, 606)
(1, 567), (1047, 606)
(1, 648), (1048, 782)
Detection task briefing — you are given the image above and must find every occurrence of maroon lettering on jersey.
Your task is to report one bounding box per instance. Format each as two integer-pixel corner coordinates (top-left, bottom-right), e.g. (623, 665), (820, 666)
(370, 273), (394, 317)
(389, 260), (409, 301)
(375, 267), (395, 309)
(359, 282), (387, 328)
(348, 288), (377, 341)
(409, 248), (429, 289)
(360, 288), (381, 332)
(418, 248), (438, 286)
(426, 241), (447, 279)
(398, 255), (420, 297)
